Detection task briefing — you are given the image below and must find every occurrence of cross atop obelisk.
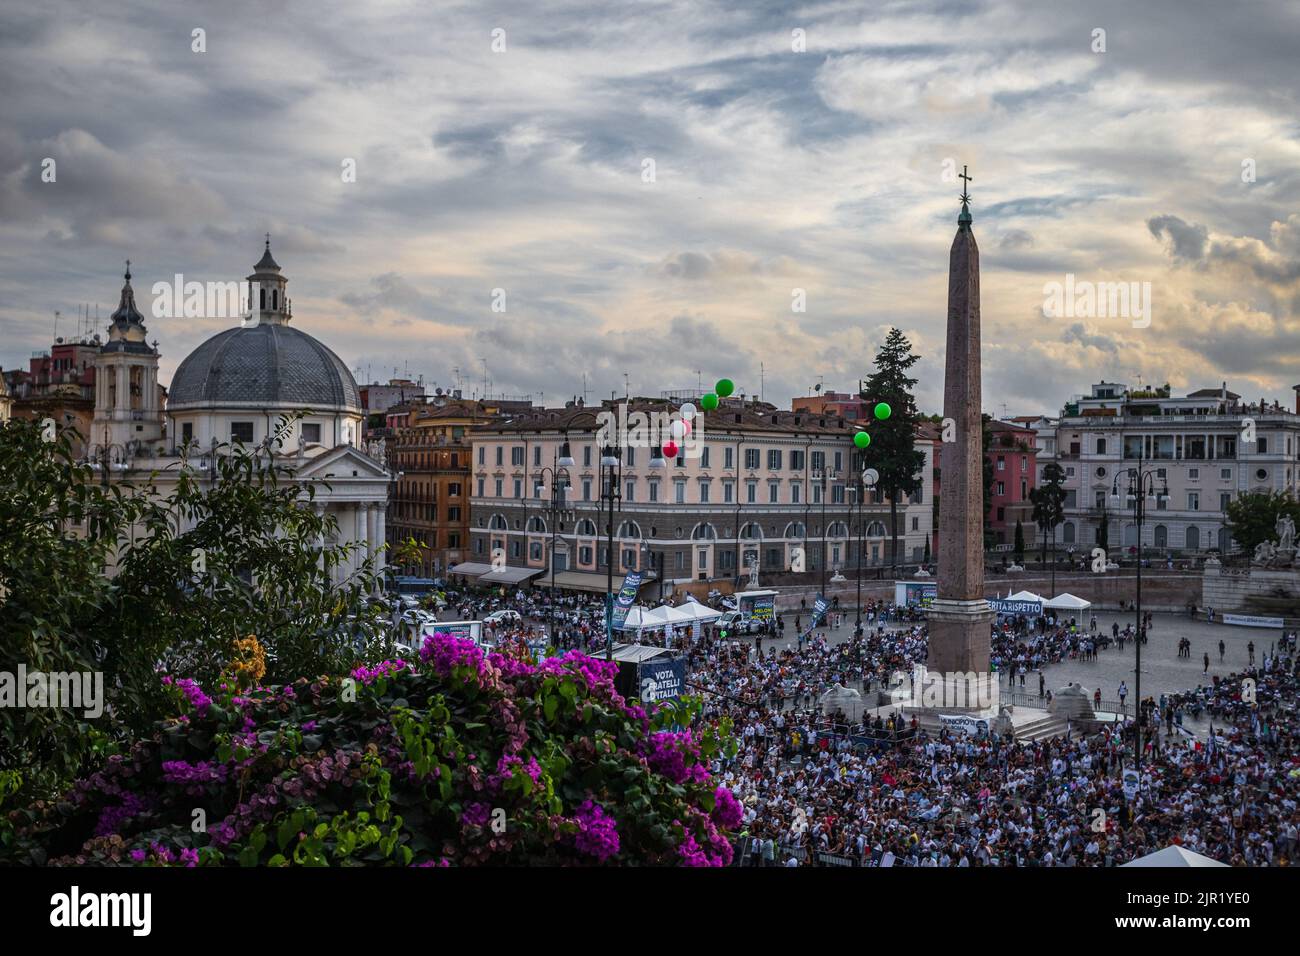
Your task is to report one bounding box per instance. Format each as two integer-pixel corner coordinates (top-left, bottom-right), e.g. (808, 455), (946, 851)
(958, 165), (973, 224)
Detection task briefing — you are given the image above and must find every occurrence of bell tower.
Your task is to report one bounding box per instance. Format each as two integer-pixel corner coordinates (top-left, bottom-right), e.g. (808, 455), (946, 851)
(92, 261), (163, 457)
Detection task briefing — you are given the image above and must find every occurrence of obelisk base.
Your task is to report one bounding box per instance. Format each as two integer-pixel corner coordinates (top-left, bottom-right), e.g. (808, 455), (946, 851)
(926, 598), (994, 674)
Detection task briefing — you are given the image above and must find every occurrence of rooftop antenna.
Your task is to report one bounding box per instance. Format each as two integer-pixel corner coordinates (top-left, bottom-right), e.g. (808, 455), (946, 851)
(481, 357), (488, 399)
(693, 369), (702, 393)
(623, 371), (630, 399)
(53, 309), (61, 343)
(760, 362), (765, 403)
(582, 372), (590, 405)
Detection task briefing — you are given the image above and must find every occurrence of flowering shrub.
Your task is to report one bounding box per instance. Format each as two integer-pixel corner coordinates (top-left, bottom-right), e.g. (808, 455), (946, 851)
(3, 634), (737, 866)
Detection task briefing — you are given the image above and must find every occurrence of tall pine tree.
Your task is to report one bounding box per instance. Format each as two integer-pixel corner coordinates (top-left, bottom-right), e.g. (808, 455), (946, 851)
(861, 328), (926, 576)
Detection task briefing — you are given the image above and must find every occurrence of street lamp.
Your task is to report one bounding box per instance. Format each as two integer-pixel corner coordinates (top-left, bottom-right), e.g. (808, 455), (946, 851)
(1109, 448), (1169, 776)
(600, 442), (622, 661)
(855, 467), (880, 629)
(535, 440), (574, 596)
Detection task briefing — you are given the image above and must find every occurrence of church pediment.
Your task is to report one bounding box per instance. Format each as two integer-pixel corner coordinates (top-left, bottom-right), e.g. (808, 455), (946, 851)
(294, 444), (390, 480)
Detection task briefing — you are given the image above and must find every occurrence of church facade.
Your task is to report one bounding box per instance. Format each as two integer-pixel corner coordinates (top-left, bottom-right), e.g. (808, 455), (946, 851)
(86, 242), (391, 585)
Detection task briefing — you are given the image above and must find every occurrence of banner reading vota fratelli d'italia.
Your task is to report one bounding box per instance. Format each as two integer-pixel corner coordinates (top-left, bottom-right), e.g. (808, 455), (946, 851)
(612, 570), (643, 630)
(638, 656), (686, 703)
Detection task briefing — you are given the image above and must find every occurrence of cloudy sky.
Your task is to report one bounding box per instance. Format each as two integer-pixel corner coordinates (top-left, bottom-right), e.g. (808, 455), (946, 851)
(3, 0), (1299, 416)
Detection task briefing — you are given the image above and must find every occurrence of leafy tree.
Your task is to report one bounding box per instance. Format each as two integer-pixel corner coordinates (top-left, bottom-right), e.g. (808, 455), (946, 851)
(1013, 519), (1025, 564)
(1030, 462), (1067, 565)
(1, 417), (386, 807)
(1224, 491), (1300, 556)
(860, 329), (926, 575)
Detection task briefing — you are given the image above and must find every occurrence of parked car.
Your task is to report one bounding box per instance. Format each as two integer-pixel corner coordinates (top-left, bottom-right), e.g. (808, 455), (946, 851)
(718, 611), (762, 635)
(483, 609), (523, 627)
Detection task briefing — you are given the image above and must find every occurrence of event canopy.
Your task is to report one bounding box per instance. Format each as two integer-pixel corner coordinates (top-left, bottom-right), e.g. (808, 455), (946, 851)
(1119, 845), (1227, 868)
(1005, 589), (1047, 604)
(1044, 592), (1092, 611)
(669, 602), (724, 623)
(622, 605), (675, 632)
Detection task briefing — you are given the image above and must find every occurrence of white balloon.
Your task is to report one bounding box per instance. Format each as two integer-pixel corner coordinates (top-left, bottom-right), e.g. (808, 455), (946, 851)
(680, 402), (696, 420)
(670, 420), (686, 440)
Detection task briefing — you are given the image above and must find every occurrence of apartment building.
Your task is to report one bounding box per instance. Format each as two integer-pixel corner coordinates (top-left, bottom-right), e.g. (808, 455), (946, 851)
(1052, 381), (1300, 556)
(464, 397), (933, 592)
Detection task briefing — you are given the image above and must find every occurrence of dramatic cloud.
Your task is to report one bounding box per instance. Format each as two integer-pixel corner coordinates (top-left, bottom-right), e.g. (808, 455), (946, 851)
(2, 0), (1298, 416)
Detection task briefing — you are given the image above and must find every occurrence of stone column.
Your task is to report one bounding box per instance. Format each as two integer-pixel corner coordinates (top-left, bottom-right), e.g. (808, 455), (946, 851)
(355, 502), (368, 568)
(372, 503), (387, 574)
(929, 196), (994, 676)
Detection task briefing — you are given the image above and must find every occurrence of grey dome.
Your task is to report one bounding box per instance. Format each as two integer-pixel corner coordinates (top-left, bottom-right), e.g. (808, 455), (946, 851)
(168, 323), (360, 411)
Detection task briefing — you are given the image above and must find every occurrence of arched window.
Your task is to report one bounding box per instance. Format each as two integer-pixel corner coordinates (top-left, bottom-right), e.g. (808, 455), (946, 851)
(740, 522), (763, 540)
(1153, 524), (1167, 548)
(1062, 522), (1076, 544)
(1217, 527), (1231, 553)
(827, 521), (849, 539)
(1185, 525), (1200, 550)
(259, 287), (266, 309)
(866, 521), (887, 538)
(783, 521), (806, 539)
(617, 520), (642, 539)
(526, 516), (546, 533)
(489, 514), (508, 530)
(271, 289), (278, 310)
(576, 518), (598, 536)
(690, 523), (717, 540)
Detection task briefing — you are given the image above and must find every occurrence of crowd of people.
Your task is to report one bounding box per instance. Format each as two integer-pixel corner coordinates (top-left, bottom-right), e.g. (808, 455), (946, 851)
(391, 581), (1300, 866)
(704, 627), (1300, 867)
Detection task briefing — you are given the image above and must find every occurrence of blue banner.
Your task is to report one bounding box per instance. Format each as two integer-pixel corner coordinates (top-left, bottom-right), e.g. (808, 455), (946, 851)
(638, 656), (686, 703)
(611, 570), (643, 631)
(801, 594), (830, 639)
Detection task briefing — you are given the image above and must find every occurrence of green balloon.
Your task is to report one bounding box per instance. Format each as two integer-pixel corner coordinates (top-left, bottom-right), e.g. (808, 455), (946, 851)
(874, 402), (892, 421)
(700, 393), (719, 411)
(854, 431), (871, 448)
(715, 378), (735, 398)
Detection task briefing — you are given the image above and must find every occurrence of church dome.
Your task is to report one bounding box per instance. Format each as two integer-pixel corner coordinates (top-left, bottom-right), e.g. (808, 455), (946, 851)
(168, 323), (360, 412)
(167, 240), (360, 414)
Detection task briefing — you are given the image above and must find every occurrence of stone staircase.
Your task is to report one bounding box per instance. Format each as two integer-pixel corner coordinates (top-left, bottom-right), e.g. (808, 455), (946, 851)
(1010, 711), (1070, 742)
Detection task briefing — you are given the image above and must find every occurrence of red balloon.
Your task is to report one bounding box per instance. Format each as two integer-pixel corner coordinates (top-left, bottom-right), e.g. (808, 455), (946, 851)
(662, 440), (680, 458)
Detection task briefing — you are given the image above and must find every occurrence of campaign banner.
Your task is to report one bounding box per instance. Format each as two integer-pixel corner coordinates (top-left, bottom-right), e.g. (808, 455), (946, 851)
(611, 570), (644, 630)
(1222, 613), (1284, 629)
(1122, 768), (1140, 799)
(748, 593), (776, 622)
(800, 594), (830, 640)
(989, 599), (1042, 616)
(638, 656), (686, 703)
(939, 714), (991, 737)
(897, 581), (937, 607)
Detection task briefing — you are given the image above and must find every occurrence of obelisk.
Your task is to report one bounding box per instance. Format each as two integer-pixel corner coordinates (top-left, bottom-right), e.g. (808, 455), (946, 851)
(927, 168), (994, 675)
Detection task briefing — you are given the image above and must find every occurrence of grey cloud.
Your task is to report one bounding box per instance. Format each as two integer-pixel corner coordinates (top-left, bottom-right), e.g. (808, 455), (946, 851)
(1148, 215), (1209, 261)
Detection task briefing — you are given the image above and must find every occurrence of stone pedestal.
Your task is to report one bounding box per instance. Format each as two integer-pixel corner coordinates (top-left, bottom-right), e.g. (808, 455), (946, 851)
(926, 597), (994, 673)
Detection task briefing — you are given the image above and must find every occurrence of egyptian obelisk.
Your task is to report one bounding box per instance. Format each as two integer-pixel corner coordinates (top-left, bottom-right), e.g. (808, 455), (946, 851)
(927, 167), (994, 675)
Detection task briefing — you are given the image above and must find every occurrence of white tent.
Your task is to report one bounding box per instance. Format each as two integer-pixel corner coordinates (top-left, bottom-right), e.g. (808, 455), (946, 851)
(1006, 589), (1047, 604)
(670, 602), (724, 623)
(1045, 592), (1092, 611)
(1120, 845), (1227, 868)
(622, 605), (675, 632)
